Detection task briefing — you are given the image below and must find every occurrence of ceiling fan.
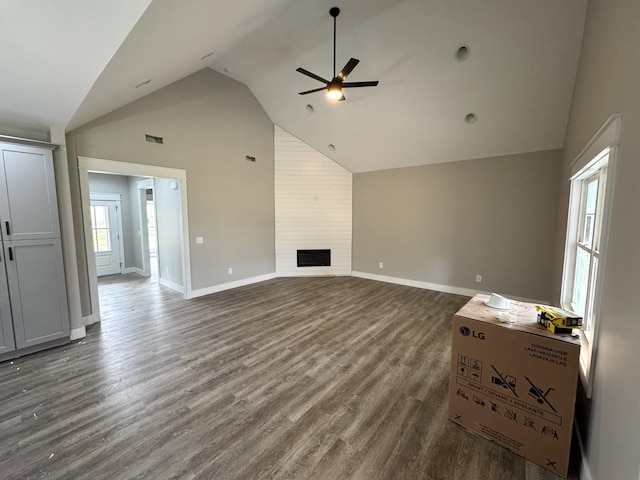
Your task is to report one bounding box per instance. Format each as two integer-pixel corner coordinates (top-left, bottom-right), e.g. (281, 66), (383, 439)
(296, 7), (379, 101)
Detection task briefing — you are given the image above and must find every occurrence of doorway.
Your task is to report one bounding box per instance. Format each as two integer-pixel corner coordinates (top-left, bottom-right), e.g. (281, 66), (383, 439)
(145, 188), (158, 278)
(78, 157), (192, 325)
(89, 193), (125, 277)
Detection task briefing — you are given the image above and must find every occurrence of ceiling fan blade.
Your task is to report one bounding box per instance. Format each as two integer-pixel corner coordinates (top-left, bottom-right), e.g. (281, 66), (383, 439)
(298, 86), (327, 95)
(337, 58), (360, 80)
(342, 81), (379, 88)
(296, 67), (330, 84)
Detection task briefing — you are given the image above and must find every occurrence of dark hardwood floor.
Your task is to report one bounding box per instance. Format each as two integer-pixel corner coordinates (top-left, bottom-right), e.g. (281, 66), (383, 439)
(0, 275), (576, 479)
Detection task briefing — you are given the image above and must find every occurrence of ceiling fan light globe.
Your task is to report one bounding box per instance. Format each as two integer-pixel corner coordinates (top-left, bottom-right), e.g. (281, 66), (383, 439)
(327, 87), (343, 100)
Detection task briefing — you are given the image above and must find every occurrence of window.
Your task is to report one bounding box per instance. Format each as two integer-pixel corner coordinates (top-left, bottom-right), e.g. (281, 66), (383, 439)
(566, 159), (607, 342)
(91, 205), (112, 253)
(561, 115), (620, 397)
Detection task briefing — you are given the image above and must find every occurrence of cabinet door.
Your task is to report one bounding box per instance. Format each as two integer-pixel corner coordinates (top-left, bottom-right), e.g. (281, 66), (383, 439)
(5, 239), (70, 349)
(0, 248), (15, 354)
(0, 144), (60, 240)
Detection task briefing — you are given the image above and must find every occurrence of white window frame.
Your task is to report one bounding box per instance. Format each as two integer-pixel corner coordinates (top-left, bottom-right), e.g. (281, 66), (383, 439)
(560, 115), (621, 398)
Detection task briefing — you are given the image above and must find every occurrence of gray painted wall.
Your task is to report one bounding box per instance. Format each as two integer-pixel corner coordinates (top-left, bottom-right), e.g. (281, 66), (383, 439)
(127, 176), (147, 271)
(67, 68), (275, 316)
(353, 149), (562, 302)
(155, 178), (183, 287)
(88, 173), (136, 268)
(551, 0), (640, 478)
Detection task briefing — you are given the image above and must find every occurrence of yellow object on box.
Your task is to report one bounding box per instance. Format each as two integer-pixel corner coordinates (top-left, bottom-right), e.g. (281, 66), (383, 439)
(535, 305), (583, 328)
(537, 314), (575, 335)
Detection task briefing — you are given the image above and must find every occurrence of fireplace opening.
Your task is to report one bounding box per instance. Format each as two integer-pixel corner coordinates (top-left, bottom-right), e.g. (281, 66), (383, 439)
(297, 249), (331, 267)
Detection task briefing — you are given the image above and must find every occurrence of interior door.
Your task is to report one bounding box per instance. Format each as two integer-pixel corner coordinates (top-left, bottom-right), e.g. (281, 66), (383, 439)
(90, 200), (122, 276)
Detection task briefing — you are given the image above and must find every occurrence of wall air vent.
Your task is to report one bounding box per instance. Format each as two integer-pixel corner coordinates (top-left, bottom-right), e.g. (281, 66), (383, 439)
(145, 134), (164, 144)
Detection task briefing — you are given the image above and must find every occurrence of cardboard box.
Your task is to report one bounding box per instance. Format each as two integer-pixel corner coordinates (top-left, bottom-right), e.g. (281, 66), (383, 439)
(448, 294), (580, 478)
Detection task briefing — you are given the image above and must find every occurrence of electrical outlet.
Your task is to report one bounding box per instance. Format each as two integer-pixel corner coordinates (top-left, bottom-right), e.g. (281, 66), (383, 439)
(228, 268), (233, 275)
(379, 262), (384, 269)
(475, 274), (482, 283)
(166, 267), (170, 274)
(196, 236), (204, 244)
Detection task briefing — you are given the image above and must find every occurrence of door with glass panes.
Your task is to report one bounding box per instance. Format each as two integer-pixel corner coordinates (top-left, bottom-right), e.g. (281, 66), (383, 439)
(90, 199), (122, 276)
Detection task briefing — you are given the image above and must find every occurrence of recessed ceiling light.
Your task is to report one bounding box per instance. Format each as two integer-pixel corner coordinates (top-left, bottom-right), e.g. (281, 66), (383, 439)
(200, 51), (215, 60)
(306, 104), (315, 113)
(455, 44), (470, 62)
(328, 144), (336, 151)
(465, 113), (478, 124)
(135, 79), (152, 88)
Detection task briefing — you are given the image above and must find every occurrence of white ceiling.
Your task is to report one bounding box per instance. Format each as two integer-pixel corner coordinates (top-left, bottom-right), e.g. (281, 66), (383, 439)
(0, 0), (151, 140)
(1, 0), (588, 172)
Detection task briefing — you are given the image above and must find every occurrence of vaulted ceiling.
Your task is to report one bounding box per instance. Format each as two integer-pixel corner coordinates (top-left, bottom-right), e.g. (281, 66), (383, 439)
(1, 0), (588, 172)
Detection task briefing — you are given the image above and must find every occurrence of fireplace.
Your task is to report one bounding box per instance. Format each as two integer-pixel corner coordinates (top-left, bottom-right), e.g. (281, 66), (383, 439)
(297, 249), (331, 267)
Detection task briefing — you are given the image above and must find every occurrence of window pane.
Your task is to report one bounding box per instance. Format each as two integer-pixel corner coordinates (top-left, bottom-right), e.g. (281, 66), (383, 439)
(580, 179), (598, 247)
(584, 257), (598, 340)
(573, 247), (590, 316)
(146, 201), (156, 227)
(94, 205), (109, 228)
(96, 228), (111, 252)
(586, 179), (598, 213)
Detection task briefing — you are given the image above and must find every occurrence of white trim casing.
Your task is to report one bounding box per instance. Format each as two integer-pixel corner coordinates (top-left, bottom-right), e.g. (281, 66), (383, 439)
(70, 327), (87, 341)
(570, 114), (622, 176)
(78, 156), (192, 322)
(78, 165), (102, 323)
(80, 156), (187, 180)
(561, 115), (621, 398)
(351, 271), (549, 305)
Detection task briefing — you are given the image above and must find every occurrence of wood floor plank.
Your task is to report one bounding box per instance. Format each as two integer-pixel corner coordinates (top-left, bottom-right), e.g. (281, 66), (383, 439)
(0, 274), (578, 479)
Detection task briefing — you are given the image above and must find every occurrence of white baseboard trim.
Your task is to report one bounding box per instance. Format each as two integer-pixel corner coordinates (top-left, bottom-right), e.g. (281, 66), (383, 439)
(135, 267), (148, 277)
(353, 271), (479, 296)
(189, 273), (277, 299)
(574, 420), (592, 480)
(351, 271), (548, 304)
(70, 326), (87, 340)
(123, 267), (147, 276)
(276, 273), (352, 278)
(159, 277), (185, 294)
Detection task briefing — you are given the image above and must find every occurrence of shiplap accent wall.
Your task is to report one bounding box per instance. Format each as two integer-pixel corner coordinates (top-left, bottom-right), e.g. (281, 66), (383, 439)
(275, 125), (352, 276)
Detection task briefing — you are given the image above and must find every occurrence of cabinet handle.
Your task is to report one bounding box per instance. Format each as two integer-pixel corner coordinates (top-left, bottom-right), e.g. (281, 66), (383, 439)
(5, 221), (9, 236)
(8, 247), (13, 261)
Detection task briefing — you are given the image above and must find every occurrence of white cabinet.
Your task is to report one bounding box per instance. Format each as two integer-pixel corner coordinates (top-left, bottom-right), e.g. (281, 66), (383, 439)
(5, 239), (70, 348)
(0, 144), (61, 240)
(0, 262), (15, 354)
(0, 140), (70, 360)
